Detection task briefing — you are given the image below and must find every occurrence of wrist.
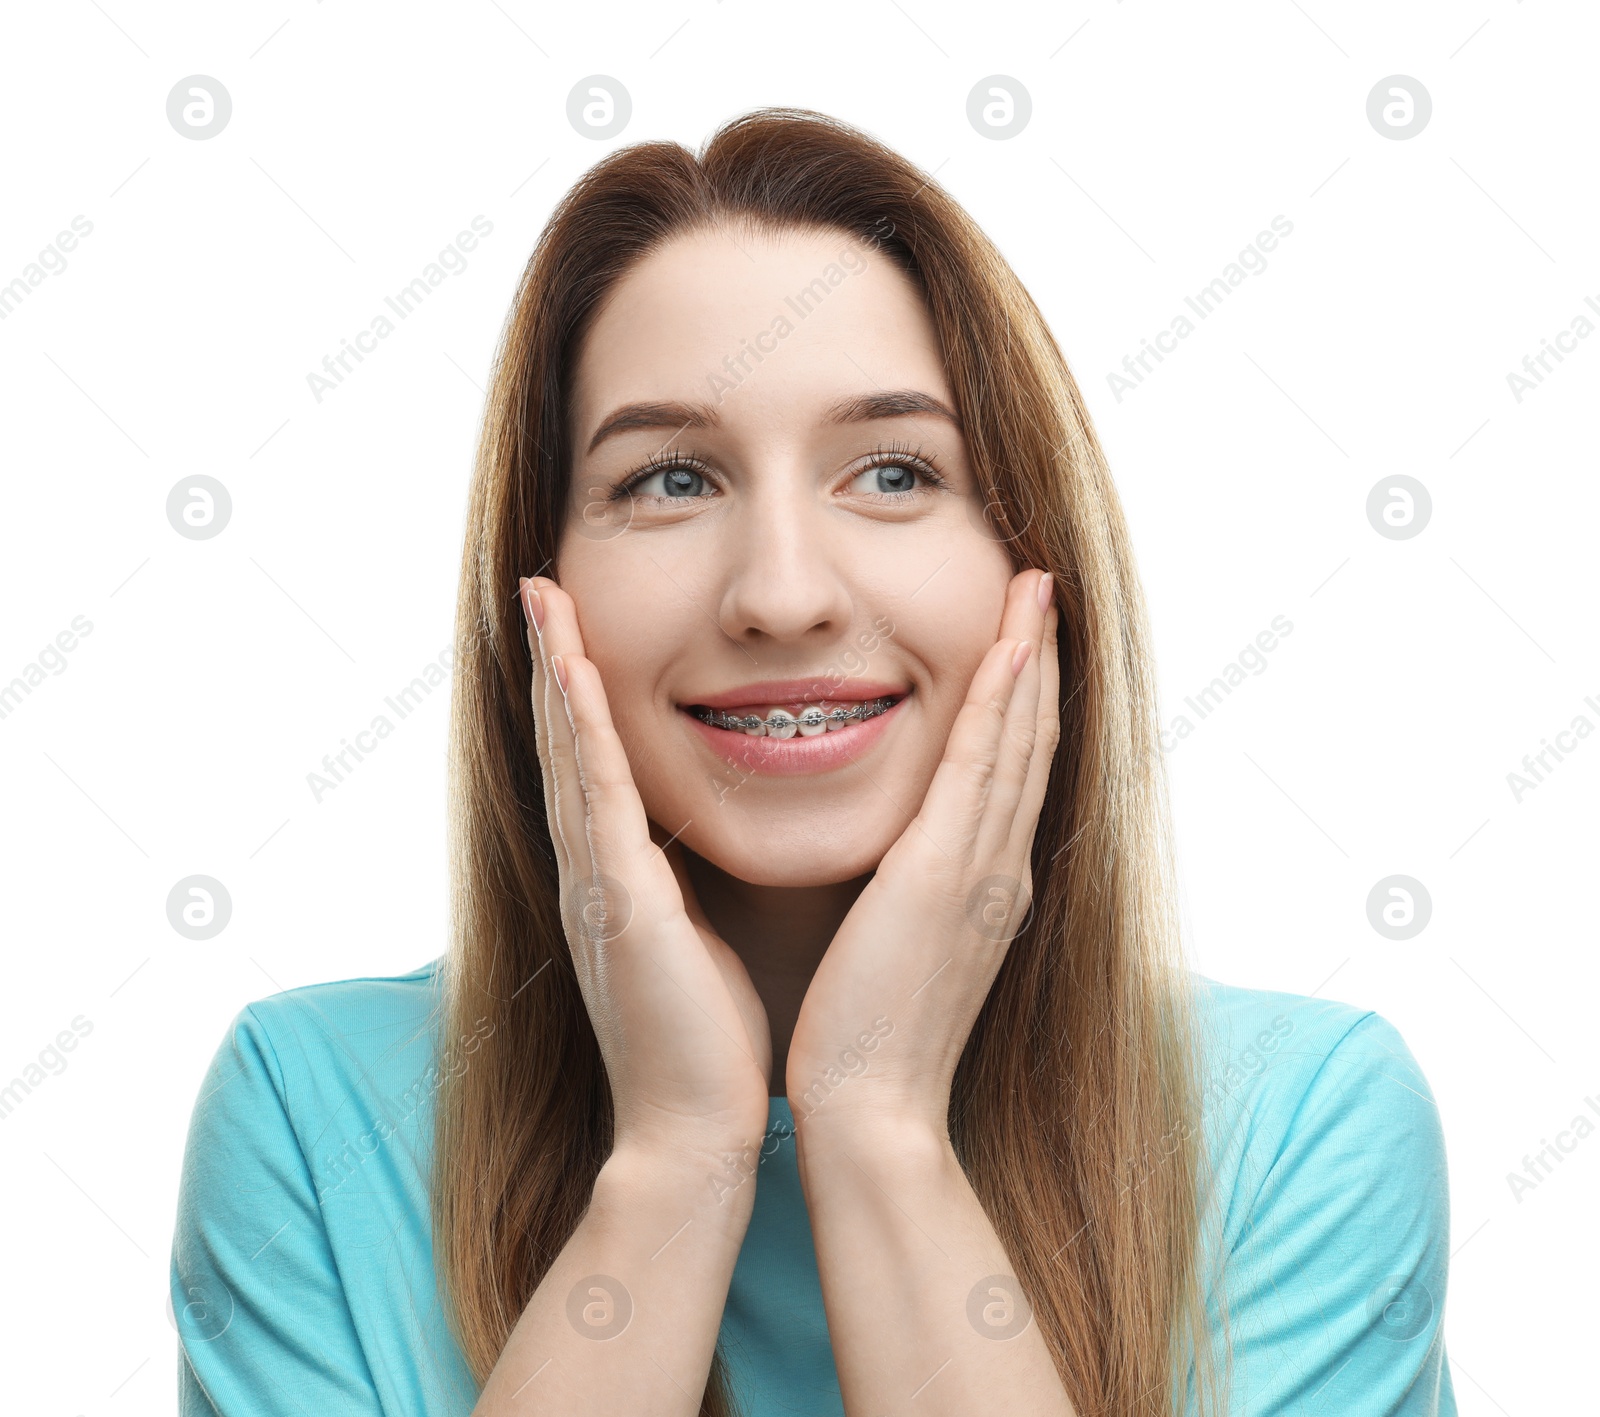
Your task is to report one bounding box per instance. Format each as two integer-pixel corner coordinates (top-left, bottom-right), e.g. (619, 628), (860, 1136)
(790, 1105), (954, 1180)
(602, 1118), (774, 1218)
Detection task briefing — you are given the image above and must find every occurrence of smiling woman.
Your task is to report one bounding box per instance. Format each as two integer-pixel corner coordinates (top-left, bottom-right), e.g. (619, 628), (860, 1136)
(170, 107), (1455, 1417)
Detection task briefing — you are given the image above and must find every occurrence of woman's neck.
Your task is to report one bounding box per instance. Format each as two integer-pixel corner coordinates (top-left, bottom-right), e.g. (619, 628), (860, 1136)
(683, 848), (872, 1093)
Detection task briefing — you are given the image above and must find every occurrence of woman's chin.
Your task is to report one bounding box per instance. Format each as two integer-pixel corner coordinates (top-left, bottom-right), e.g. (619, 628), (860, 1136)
(684, 833), (886, 889)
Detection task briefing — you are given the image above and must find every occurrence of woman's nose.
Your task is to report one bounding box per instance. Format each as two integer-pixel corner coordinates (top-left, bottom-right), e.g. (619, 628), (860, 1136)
(712, 494), (856, 646)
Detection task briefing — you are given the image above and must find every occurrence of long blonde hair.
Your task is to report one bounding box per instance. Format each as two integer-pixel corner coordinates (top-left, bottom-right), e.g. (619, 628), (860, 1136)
(433, 106), (1228, 1417)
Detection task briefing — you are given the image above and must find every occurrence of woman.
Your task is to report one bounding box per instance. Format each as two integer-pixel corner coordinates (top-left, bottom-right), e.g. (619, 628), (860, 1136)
(170, 108), (1455, 1416)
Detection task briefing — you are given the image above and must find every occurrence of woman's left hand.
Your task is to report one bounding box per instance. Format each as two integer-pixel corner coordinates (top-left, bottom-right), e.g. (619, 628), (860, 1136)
(784, 568), (1061, 1139)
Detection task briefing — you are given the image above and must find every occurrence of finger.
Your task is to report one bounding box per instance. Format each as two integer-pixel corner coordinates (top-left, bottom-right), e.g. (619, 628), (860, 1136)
(520, 577), (571, 878)
(1008, 600), (1061, 865)
(527, 577), (596, 889)
(979, 571), (1049, 860)
(557, 652), (681, 933)
(911, 631), (1028, 865)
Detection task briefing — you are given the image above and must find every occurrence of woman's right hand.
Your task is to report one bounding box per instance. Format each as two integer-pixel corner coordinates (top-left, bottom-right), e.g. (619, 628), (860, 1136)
(518, 574), (773, 1166)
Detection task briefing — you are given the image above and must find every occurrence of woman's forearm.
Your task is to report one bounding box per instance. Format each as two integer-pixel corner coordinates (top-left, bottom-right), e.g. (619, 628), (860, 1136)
(471, 1136), (756, 1416)
(796, 1114), (1077, 1417)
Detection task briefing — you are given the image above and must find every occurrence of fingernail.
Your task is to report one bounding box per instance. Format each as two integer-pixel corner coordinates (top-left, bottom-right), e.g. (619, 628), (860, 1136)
(1036, 571), (1054, 613)
(551, 653), (568, 697)
(1011, 640), (1033, 677)
(520, 577), (545, 635)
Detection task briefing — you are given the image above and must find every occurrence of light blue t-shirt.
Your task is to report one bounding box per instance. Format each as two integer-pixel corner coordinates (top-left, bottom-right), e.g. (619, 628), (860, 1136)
(170, 959), (1456, 1414)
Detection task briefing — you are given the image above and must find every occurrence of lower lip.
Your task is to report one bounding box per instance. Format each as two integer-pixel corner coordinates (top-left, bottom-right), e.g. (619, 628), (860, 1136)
(679, 695), (910, 777)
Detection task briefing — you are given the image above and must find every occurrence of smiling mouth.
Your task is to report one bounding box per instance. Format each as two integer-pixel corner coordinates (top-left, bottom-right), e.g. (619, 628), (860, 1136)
(682, 692), (907, 738)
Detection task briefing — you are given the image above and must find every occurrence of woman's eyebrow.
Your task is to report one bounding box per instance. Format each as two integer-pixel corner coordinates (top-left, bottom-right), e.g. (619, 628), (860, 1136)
(586, 401), (712, 455)
(584, 388), (961, 456)
(826, 389), (961, 431)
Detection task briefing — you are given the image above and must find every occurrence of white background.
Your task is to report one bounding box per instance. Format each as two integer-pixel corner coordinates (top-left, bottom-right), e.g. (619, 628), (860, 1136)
(2, 1), (1594, 1411)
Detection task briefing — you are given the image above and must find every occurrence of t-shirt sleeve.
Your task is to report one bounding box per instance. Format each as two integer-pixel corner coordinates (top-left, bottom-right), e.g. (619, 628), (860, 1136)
(1211, 1011), (1457, 1415)
(170, 1004), (387, 1415)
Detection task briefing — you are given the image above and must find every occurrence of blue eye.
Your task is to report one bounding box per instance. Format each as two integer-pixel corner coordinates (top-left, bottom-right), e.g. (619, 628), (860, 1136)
(850, 460), (933, 497)
(608, 441), (951, 505)
(609, 458), (715, 503)
(623, 466), (709, 500)
(848, 442), (952, 501)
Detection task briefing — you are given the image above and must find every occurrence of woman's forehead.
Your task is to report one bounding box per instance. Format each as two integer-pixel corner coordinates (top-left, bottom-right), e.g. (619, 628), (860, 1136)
(571, 227), (949, 448)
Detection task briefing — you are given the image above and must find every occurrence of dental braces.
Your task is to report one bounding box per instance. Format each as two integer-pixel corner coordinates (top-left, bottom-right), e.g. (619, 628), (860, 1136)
(689, 695), (899, 737)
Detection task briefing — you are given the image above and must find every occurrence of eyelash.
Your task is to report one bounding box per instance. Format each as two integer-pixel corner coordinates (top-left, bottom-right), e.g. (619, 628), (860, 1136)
(607, 440), (952, 505)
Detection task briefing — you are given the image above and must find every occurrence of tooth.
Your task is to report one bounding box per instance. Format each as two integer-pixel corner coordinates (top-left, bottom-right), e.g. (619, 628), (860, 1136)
(796, 706), (829, 737)
(695, 696), (896, 735)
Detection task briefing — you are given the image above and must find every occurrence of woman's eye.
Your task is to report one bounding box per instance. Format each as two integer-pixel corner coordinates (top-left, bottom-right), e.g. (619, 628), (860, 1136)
(615, 455), (943, 504)
(625, 466), (710, 500)
(849, 460), (932, 497)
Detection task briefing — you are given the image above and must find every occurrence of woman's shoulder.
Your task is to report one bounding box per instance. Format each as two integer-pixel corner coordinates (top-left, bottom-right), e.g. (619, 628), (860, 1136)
(238, 953), (445, 1032)
(1181, 972), (1456, 1409)
(1185, 969), (1433, 1129)
(1189, 967), (1383, 1047)
(1183, 968), (1450, 1238)
(1183, 969), (1447, 1192)
(194, 955), (452, 1200)
(173, 955), (479, 1415)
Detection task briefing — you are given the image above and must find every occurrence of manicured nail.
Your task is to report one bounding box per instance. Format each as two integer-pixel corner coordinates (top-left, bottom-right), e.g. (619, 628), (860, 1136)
(551, 653), (568, 697)
(1036, 571), (1054, 613)
(1011, 639), (1033, 677)
(520, 577), (545, 635)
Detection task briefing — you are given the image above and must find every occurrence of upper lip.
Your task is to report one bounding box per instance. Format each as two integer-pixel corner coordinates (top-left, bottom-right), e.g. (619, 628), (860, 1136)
(680, 678), (909, 710)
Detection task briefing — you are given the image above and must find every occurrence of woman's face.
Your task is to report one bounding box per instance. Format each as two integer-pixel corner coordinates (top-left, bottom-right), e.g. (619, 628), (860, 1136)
(559, 221), (1016, 886)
